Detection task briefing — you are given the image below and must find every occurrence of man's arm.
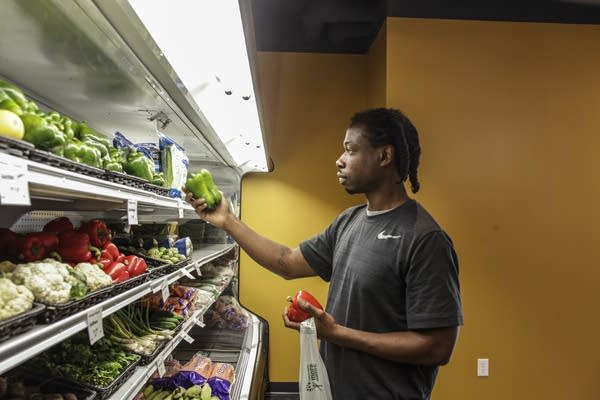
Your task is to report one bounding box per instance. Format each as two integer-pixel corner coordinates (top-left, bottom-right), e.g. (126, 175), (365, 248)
(286, 300), (460, 366)
(186, 192), (315, 279)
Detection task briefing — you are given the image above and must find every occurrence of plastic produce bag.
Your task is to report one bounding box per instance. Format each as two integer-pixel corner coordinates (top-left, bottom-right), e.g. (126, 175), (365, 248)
(299, 318), (332, 400)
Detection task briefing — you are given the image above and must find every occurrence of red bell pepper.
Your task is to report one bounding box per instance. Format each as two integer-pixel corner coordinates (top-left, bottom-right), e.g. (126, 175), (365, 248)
(103, 261), (127, 280)
(31, 232), (59, 253)
(124, 255), (148, 277)
(43, 217), (74, 234)
(78, 219), (111, 248)
(20, 235), (46, 262)
(112, 269), (130, 283)
(102, 241), (119, 261)
(97, 257), (113, 269)
(286, 290), (324, 323)
(57, 232), (92, 263)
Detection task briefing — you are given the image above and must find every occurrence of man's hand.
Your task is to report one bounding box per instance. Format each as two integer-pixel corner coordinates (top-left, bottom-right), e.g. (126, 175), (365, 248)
(183, 187), (231, 229)
(282, 299), (338, 340)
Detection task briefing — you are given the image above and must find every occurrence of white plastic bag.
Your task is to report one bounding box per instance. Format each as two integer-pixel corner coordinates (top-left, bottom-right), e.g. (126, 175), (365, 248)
(299, 318), (333, 400)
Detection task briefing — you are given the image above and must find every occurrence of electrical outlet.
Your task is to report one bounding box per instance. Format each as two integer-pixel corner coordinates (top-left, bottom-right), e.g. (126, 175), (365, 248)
(477, 358), (489, 377)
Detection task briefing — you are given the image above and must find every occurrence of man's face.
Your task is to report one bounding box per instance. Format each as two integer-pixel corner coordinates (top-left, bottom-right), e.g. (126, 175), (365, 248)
(335, 125), (384, 195)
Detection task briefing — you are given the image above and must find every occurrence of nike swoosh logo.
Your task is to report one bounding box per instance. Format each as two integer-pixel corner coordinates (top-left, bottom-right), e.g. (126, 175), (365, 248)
(377, 230), (402, 240)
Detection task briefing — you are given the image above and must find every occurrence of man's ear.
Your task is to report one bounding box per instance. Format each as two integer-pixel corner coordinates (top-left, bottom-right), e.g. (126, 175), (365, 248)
(380, 145), (393, 165)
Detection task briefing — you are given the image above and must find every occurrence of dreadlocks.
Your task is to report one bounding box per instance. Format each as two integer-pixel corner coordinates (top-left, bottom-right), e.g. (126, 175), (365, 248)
(349, 108), (421, 193)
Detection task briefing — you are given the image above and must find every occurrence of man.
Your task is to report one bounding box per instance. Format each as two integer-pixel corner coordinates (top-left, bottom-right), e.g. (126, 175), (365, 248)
(186, 108), (463, 399)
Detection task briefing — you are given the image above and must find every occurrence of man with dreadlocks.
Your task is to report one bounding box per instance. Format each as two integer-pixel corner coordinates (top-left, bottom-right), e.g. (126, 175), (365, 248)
(185, 107), (463, 400)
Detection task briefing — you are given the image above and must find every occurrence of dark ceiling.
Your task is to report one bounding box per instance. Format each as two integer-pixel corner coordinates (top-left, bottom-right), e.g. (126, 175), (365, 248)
(251, 0), (600, 54)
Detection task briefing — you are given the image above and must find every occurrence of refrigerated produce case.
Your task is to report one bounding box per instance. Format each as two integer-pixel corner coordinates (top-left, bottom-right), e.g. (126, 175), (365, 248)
(0, 1), (268, 399)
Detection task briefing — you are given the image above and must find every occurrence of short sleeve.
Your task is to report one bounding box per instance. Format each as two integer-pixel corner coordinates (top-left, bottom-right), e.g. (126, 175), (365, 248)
(299, 228), (335, 282)
(405, 231), (464, 329)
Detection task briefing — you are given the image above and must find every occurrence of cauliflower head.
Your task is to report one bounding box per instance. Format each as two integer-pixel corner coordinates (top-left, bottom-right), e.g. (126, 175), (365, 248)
(0, 278), (34, 321)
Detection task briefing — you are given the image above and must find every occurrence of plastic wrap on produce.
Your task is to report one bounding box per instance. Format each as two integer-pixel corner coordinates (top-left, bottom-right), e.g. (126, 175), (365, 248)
(158, 131), (188, 196)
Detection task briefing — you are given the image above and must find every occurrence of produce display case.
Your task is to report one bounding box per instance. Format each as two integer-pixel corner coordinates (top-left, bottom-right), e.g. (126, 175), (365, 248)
(0, 1), (268, 399)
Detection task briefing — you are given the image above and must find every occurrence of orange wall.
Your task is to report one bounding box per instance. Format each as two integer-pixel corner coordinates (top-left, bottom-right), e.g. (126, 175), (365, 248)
(240, 52), (367, 382)
(386, 18), (600, 399)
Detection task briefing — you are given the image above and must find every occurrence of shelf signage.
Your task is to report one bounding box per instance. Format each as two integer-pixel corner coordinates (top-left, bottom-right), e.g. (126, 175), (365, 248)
(177, 198), (184, 218)
(127, 199), (138, 225)
(87, 307), (104, 345)
(182, 331), (195, 344)
(0, 153), (31, 206)
(181, 267), (195, 280)
(156, 354), (166, 377)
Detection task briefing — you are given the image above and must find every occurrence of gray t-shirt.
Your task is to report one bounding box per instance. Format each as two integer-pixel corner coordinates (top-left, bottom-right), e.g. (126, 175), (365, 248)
(299, 200), (463, 400)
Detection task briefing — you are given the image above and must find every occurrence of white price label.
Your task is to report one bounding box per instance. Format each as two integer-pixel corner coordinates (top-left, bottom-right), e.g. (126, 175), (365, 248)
(182, 332), (195, 344)
(194, 316), (205, 328)
(87, 307), (104, 345)
(0, 153), (30, 205)
(156, 356), (166, 377)
(127, 199), (138, 225)
(161, 279), (170, 302)
(178, 199), (184, 218)
(181, 267), (195, 279)
(195, 263), (202, 276)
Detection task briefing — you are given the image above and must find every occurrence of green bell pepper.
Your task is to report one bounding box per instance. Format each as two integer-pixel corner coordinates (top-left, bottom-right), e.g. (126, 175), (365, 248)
(150, 171), (165, 187)
(76, 122), (112, 149)
(21, 114), (66, 152)
(0, 93), (23, 115)
(0, 80), (28, 110)
(124, 150), (155, 181)
(185, 169), (222, 209)
(64, 139), (102, 168)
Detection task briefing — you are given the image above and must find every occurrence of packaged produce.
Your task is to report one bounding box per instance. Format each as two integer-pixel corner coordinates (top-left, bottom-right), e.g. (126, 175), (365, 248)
(286, 290), (324, 323)
(208, 362), (235, 400)
(159, 131), (189, 193)
(185, 169), (222, 209)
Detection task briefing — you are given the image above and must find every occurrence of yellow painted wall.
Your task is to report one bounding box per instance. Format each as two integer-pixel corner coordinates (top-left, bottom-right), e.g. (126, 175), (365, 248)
(386, 18), (600, 399)
(239, 52), (367, 382)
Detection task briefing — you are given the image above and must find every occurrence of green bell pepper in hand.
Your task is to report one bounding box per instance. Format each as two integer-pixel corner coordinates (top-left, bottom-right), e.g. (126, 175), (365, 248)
(21, 114), (66, 153)
(185, 169), (222, 209)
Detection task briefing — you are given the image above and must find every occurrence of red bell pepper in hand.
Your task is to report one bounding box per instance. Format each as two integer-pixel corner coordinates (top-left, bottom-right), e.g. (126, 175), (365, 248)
(43, 217), (74, 234)
(78, 219), (111, 248)
(286, 290), (324, 323)
(20, 235), (47, 262)
(57, 232), (92, 263)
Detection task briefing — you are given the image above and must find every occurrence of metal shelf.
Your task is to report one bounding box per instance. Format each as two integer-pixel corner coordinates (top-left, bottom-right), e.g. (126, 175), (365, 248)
(0, 243), (233, 375)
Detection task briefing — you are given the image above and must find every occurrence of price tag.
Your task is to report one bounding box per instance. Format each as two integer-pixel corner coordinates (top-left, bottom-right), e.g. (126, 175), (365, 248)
(182, 331), (195, 344)
(127, 199), (138, 225)
(194, 315), (205, 328)
(181, 267), (195, 279)
(195, 263), (202, 276)
(177, 198), (184, 218)
(161, 279), (170, 302)
(0, 153), (30, 205)
(156, 355), (166, 377)
(87, 307), (104, 345)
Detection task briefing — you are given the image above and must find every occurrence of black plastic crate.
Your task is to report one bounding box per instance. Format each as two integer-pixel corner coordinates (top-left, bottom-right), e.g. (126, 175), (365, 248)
(104, 170), (147, 190)
(37, 285), (113, 324)
(4, 370), (97, 400)
(110, 271), (150, 295)
(28, 148), (106, 179)
(0, 134), (34, 158)
(0, 303), (45, 343)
